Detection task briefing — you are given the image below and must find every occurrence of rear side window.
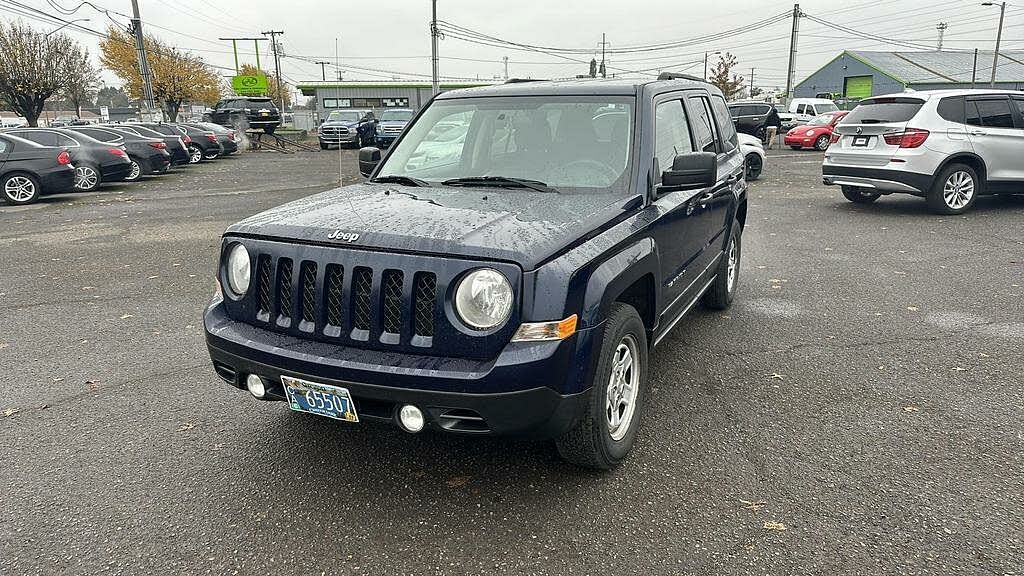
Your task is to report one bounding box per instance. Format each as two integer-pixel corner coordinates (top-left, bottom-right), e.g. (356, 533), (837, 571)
(13, 131), (57, 146)
(0, 138), (8, 153)
(687, 96), (718, 153)
(728, 105), (741, 118)
(843, 98), (925, 124)
(971, 98), (1014, 128)
(1014, 98), (1024, 123)
(654, 100), (694, 174)
(79, 129), (118, 143)
(709, 95), (739, 151)
(936, 96), (965, 124)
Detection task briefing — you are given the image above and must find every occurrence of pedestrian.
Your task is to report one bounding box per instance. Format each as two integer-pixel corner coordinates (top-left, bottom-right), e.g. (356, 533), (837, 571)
(763, 105), (782, 149)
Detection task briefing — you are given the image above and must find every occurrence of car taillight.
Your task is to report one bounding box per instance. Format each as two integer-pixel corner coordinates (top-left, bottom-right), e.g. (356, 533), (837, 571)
(109, 147), (127, 157)
(183, 135), (192, 144)
(227, 132), (235, 141)
(148, 141), (166, 149)
(883, 129), (929, 148)
(57, 150), (71, 165)
(829, 132), (841, 144)
(206, 133), (217, 143)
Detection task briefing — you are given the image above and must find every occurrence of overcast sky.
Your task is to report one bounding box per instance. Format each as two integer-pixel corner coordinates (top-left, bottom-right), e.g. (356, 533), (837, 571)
(7, 0), (1024, 96)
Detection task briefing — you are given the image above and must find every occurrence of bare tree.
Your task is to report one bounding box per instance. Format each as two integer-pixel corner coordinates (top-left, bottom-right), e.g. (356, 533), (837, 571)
(62, 54), (101, 116)
(0, 21), (87, 126)
(708, 53), (746, 101)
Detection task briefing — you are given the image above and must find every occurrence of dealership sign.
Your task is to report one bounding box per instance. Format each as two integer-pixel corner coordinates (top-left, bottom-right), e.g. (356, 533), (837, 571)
(232, 75), (268, 95)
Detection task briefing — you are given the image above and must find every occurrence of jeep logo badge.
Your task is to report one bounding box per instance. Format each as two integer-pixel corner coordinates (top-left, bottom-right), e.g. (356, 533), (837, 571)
(327, 230), (360, 243)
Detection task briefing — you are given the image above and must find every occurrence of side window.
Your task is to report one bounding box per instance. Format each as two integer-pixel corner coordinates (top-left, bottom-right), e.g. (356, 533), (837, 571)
(56, 134), (77, 146)
(728, 106), (740, 118)
(808, 105), (818, 116)
(13, 131), (54, 146)
(654, 99), (694, 176)
(710, 95), (739, 151)
(796, 104), (805, 115)
(974, 98), (1014, 128)
(936, 96), (965, 124)
(1014, 98), (1024, 126)
(687, 96), (718, 154)
(0, 138), (8, 153)
(966, 101), (982, 126)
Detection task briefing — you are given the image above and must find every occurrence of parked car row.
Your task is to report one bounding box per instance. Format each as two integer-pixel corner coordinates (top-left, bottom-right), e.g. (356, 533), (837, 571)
(0, 122), (240, 206)
(318, 108), (415, 150)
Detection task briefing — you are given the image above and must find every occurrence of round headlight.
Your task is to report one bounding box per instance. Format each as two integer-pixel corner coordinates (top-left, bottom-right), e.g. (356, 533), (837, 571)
(454, 268), (513, 330)
(226, 243), (250, 296)
(805, 129), (816, 136)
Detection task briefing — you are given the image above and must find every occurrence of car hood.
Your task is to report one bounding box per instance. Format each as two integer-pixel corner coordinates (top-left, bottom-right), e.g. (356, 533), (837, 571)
(226, 183), (637, 269)
(787, 125), (828, 135)
(378, 121), (408, 128)
(322, 120), (358, 128)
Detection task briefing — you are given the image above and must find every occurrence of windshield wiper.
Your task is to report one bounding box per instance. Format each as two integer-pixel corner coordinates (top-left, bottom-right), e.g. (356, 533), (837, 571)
(370, 175), (430, 187)
(442, 176), (559, 194)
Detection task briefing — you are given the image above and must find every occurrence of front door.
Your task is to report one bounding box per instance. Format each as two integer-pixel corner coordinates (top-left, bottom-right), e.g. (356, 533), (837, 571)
(966, 96), (1024, 181)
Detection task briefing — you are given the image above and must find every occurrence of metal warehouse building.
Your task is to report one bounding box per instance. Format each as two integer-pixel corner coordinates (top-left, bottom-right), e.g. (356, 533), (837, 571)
(296, 81), (492, 118)
(795, 50), (1024, 100)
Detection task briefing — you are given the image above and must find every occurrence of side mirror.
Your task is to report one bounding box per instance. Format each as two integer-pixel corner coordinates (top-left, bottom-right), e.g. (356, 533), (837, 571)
(319, 118), (325, 125)
(358, 146), (382, 177)
(661, 152), (716, 190)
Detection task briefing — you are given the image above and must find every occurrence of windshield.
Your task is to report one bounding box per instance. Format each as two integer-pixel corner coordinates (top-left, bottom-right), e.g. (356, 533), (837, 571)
(376, 96), (634, 194)
(843, 98), (924, 124)
(808, 113), (838, 126)
(379, 110), (414, 122)
(815, 102), (839, 113)
(328, 111), (362, 123)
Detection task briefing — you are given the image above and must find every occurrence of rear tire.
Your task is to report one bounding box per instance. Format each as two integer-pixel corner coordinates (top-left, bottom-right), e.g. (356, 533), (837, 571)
(2, 172), (40, 205)
(703, 220), (741, 310)
(124, 157), (142, 181)
(745, 153), (763, 181)
(555, 303), (647, 470)
(927, 163), (979, 215)
(841, 186), (881, 204)
(188, 145), (202, 164)
(73, 164), (101, 191)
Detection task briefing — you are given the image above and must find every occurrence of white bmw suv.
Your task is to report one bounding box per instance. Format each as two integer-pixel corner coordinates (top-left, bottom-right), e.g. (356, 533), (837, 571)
(821, 90), (1024, 214)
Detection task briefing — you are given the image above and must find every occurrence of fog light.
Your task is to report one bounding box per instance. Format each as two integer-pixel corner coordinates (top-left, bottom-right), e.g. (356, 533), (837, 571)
(398, 404), (425, 433)
(246, 374), (266, 399)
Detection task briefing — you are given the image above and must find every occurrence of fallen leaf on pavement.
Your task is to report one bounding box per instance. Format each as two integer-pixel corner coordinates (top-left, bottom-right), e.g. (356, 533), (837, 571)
(903, 406), (919, 412)
(906, 306), (919, 312)
(2, 407), (19, 417)
(740, 499), (767, 512)
(177, 423), (195, 432)
(119, 314), (133, 320)
(446, 476), (470, 487)
(763, 521), (787, 531)
(86, 380), (100, 391)
(768, 373), (785, 380)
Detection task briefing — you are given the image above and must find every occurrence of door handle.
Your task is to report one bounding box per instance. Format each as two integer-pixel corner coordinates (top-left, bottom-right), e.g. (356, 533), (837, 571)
(698, 191), (716, 205)
(969, 129), (986, 136)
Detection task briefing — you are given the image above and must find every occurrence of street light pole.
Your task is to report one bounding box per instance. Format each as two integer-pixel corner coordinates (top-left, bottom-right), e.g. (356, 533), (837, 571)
(704, 51), (720, 80)
(982, 1), (1007, 87)
(430, 0), (440, 95)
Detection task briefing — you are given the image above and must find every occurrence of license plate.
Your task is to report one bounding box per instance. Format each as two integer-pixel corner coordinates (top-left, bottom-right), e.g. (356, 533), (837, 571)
(852, 136), (869, 146)
(282, 376), (359, 422)
(261, 112), (269, 117)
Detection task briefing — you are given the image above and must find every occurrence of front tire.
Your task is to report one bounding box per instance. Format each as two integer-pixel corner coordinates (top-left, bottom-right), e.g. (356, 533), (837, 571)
(814, 135), (830, 151)
(74, 164), (101, 191)
(555, 303), (648, 470)
(927, 163), (979, 215)
(124, 157), (143, 181)
(2, 172), (40, 205)
(703, 220), (741, 310)
(841, 185), (881, 204)
(745, 153), (763, 181)
(188, 145), (203, 164)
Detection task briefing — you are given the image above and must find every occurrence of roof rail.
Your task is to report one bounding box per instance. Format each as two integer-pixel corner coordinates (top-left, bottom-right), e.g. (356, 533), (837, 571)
(657, 72), (705, 82)
(504, 78), (548, 84)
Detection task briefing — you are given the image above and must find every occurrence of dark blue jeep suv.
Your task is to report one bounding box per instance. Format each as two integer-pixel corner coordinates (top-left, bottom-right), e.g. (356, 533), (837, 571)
(205, 75), (748, 469)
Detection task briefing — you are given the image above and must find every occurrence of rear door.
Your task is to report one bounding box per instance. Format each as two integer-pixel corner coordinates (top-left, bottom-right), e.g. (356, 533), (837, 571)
(828, 97), (925, 168)
(965, 96), (1023, 181)
(0, 136), (11, 170)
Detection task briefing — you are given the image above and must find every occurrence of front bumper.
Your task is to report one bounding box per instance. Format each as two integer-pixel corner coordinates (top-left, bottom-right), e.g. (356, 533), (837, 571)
(375, 134), (399, 146)
(822, 165), (932, 195)
(784, 134), (815, 148)
(204, 303), (595, 437)
(319, 133), (359, 145)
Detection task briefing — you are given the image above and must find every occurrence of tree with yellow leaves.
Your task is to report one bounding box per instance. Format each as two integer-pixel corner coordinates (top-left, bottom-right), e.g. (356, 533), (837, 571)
(238, 64), (291, 108)
(99, 26), (223, 121)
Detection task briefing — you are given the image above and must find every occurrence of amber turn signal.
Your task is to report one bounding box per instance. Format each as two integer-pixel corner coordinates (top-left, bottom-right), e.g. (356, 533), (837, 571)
(511, 314), (578, 342)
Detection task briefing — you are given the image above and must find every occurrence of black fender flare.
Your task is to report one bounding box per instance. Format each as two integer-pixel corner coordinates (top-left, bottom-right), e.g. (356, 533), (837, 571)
(579, 237), (659, 330)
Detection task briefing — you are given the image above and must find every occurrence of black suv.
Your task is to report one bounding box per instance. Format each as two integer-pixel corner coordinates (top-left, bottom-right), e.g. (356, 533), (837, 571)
(206, 97), (281, 134)
(204, 76), (748, 469)
(728, 101), (775, 139)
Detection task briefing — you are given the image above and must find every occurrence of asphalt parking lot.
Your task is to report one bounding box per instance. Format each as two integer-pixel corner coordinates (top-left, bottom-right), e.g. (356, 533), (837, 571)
(2, 148), (1022, 575)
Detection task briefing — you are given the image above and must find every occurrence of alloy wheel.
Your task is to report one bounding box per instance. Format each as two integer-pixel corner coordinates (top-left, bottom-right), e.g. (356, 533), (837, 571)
(189, 146), (202, 164)
(127, 161), (141, 181)
(726, 237), (738, 293)
(4, 175), (35, 202)
(943, 170), (975, 210)
(606, 334), (640, 441)
(74, 166), (98, 190)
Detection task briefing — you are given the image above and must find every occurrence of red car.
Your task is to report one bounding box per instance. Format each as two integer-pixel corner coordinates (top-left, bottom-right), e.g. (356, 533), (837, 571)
(784, 110), (849, 151)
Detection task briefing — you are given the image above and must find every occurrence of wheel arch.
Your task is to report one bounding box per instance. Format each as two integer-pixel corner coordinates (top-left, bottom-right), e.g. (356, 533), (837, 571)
(579, 238), (659, 335)
(934, 152), (987, 185)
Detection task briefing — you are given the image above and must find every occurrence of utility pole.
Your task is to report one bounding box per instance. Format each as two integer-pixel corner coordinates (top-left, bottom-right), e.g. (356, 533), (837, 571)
(972, 48), (979, 87)
(430, 0), (440, 95)
(262, 30), (285, 109)
(503, 56), (509, 80)
(129, 0), (155, 118)
(598, 33), (610, 78)
(703, 51), (720, 81)
(750, 67), (755, 97)
(315, 61), (330, 81)
(219, 37), (266, 73)
(983, 1), (1006, 87)
(936, 22), (948, 51)
(785, 3), (801, 101)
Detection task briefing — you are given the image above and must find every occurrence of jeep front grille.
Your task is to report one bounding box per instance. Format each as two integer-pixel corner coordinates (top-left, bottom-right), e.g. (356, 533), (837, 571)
(226, 241), (520, 358)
